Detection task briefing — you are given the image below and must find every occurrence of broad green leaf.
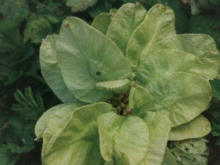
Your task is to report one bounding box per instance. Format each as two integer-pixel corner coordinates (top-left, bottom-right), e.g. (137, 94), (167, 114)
(66, 0), (97, 12)
(91, 13), (111, 34)
(43, 102), (114, 165)
(126, 4), (175, 68)
(129, 85), (152, 116)
(157, 34), (220, 80)
(145, 72), (211, 126)
(35, 102), (83, 139)
(42, 103), (86, 153)
(161, 148), (177, 165)
(137, 49), (216, 85)
(169, 115), (211, 141)
(140, 112), (171, 165)
(106, 3), (147, 54)
(40, 34), (77, 103)
(57, 17), (131, 103)
(96, 79), (130, 93)
(98, 112), (149, 165)
(143, 0), (189, 33)
(91, 9), (117, 34)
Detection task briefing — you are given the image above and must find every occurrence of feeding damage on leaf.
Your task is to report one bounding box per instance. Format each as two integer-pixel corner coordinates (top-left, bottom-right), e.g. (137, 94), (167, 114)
(35, 2), (220, 165)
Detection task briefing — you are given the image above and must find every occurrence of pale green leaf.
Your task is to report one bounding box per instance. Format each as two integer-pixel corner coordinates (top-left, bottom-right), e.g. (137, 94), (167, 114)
(43, 102), (114, 165)
(57, 17), (131, 103)
(96, 79), (130, 93)
(128, 85), (152, 116)
(106, 3), (147, 54)
(161, 148), (177, 165)
(169, 115), (211, 141)
(40, 34), (77, 103)
(35, 102), (83, 139)
(145, 72), (211, 127)
(35, 105), (61, 139)
(126, 4), (175, 68)
(140, 112), (171, 165)
(98, 112), (149, 165)
(66, 0), (97, 12)
(91, 13), (111, 35)
(157, 34), (220, 80)
(137, 49), (216, 85)
(91, 9), (117, 35)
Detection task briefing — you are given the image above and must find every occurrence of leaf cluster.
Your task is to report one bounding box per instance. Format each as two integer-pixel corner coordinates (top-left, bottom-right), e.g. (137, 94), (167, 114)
(36, 2), (220, 165)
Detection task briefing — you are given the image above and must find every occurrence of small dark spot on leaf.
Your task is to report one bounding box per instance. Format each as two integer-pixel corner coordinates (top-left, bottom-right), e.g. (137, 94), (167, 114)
(164, 6), (167, 12)
(64, 23), (69, 27)
(185, 147), (189, 151)
(96, 71), (101, 76)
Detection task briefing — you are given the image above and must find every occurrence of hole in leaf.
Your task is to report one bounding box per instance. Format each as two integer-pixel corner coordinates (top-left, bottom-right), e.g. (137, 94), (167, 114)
(96, 71), (101, 76)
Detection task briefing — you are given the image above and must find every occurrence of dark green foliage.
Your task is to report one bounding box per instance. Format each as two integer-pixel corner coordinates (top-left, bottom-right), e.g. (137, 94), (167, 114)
(0, 87), (45, 164)
(189, 15), (220, 50)
(0, 0), (220, 164)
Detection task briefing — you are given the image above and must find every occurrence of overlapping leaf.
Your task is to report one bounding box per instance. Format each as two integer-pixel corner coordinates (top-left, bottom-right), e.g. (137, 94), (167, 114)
(126, 4), (176, 68)
(42, 103), (114, 165)
(98, 112), (149, 165)
(40, 34), (77, 103)
(37, 2), (220, 165)
(169, 115), (211, 141)
(140, 112), (172, 165)
(106, 3), (147, 54)
(57, 17), (131, 103)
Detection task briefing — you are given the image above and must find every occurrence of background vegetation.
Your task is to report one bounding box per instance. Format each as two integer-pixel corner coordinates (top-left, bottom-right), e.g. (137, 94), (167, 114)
(0, 0), (220, 164)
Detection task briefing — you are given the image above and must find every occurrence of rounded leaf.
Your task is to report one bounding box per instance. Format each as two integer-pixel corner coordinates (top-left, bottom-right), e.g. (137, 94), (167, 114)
(169, 115), (211, 141)
(106, 3), (147, 54)
(145, 72), (211, 126)
(57, 17), (131, 103)
(137, 49), (213, 85)
(140, 112), (172, 165)
(91, 13), (111, 35)
(40, 34), (77, 103)
(157, 34), (220, 80)
(35, 104), (63, 139)
(43, 102), (114, 165)
(126, 4), (175, 67)
(98, 112), (149, 165)
(129, 85), (152, 116)
(96, 79), (130, 93)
